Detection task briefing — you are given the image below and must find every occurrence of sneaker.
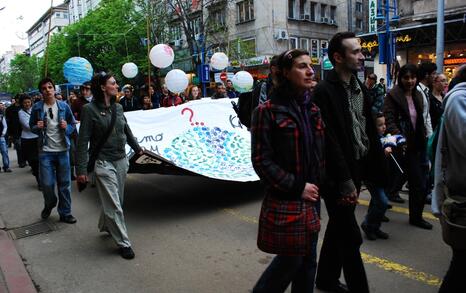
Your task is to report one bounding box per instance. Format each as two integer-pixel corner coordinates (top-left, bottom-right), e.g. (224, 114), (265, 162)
(375, 229), (389, 239)
(19, 163), (27, 168)
(361, 223), (377, 240)
(119, 246), (135, 259)
(59, 215), (77, 224)
(3, 168), (12, 173)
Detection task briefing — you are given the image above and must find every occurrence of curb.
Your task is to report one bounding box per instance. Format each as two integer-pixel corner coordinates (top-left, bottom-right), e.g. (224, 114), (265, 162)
(0, 230), (37, 293)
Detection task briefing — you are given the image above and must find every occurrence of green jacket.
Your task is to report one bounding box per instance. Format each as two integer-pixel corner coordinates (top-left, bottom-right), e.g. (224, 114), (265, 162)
(76, 100), (141, 176)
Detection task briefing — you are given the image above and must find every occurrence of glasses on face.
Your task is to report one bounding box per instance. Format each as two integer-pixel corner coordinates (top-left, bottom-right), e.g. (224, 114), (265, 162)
(48, 107), (53, 120)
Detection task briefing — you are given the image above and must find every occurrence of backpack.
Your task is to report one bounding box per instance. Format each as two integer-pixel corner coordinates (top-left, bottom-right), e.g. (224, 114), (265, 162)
(235, 80), (266, 129)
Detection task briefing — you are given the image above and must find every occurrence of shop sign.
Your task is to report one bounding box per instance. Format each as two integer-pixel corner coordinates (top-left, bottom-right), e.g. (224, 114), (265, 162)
(369, 0), (377, 33)
(444, 58), (466, 65)
(361, 34), (413, 52)
(311, 57), (320, 65)
(230, 56), (272, 68)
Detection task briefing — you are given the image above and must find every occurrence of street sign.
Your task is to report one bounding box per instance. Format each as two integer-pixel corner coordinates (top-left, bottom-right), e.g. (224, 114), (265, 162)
(220, 72), (228, 82)
(201, 64), (210, 83)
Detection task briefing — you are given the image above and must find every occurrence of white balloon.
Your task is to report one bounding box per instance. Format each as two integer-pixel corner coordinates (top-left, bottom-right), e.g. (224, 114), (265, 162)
(149, 44), (175, 68)
(232, 71), (254, 93)
(210, 52), (229, 70)
(165, 69), (189, 94)
(121, 62), (138, 78)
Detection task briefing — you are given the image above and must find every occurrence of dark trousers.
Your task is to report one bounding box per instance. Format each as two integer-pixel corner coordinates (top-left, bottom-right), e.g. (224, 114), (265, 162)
(253, 234), (318, 293)
(406, 151), (427, 221)
(21, 138), (39, 181)
(13, 137), (26, 166)
(316, 198), (369, 293)
(439, 249), (466, 293)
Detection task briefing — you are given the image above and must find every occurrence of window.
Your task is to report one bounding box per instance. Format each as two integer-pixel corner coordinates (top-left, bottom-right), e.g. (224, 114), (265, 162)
(330, 6), (336, 21)
(240, 38), (256, 58)
(237, 0), (254, 23)
(288, 0), (297, 19)
(300, 38), (309, 52)
(310, 2), (316, 21)
(289, 37), (298, 50)
(55, 12), (61, 18)
(210, 9), (226, 27)
(169, 25), (182, 41)
(355, 2), (362, 12)
(320, 4), (326, 18)
(63, 13), (69, 19)
(190, 17), (201, 35)
(356, 19), (363, 30)
(311, 39), (319, 58)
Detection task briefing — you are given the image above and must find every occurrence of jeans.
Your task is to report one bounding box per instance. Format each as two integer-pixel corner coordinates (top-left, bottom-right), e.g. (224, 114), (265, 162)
(363, 184), (389, 231)
(0, 137), (10, 170)
(253, 234), (318, 293)
(439, 249), (466, 293)
(39, 151), (72, 216)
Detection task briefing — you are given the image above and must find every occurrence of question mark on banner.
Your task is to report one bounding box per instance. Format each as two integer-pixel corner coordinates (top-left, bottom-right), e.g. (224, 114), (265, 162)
(182, 107), (204, 126)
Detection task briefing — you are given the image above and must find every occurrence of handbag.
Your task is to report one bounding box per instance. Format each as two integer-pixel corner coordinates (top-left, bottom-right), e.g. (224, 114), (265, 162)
(439, 120), (466, 249)
(78, 103), (117, 192)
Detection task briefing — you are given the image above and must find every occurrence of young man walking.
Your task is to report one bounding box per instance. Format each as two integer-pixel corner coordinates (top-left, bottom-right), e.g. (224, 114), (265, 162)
(30, 78), (77, 223)
(0, 102), (12, 173)
(313, 32), (384, 293)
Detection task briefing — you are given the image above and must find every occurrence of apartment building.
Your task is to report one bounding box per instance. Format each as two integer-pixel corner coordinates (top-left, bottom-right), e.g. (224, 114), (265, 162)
(64, 0), (102, 24)
(0, 45), (27, 74)
(26, 3), (70, 57)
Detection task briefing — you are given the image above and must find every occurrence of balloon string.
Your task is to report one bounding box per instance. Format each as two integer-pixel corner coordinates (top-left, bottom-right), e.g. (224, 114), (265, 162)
(146, 0), (151, 87)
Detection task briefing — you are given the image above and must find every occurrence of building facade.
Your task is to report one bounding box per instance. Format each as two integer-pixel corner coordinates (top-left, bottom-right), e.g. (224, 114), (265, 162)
(26, 3), (70, 57)
(169, 0), (358, 81)
(0, 45), (27, 74)
(359, 0), (466, 83)
(65, 0), (102, 24)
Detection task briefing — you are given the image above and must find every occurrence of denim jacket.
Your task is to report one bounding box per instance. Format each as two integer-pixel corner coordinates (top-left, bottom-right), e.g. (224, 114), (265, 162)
(29, 100), (76, 151)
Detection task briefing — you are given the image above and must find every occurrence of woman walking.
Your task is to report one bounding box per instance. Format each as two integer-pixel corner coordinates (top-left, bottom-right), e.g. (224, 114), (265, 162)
(250, 49), (324, 293)
(76, 72), (142, 259)
(384, 64), (433, 229)
(18, 94), (40, 189)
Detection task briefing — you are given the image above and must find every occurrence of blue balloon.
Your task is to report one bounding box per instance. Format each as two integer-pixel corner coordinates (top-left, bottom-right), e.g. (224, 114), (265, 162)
(63, 57), (93, 85)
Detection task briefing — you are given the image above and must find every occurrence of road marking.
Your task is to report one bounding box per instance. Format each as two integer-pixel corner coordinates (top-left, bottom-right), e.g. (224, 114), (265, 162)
(223, 208), (442, 288)
(358, 199), (438, 221)
(361, 253), (442, 287)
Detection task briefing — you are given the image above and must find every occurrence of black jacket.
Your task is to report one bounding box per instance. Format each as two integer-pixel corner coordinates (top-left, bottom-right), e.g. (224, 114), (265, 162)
(313, 69), (386, 196)
(384, 85), (426, 152)
(5, 104), (22, 138)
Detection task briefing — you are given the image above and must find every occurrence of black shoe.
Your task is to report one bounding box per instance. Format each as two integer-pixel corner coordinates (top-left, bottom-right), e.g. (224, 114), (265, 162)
(382, 215), (390, 222)
(387, 204), (393, 210)
(41, 207), (52, 219)
(409, 219), (433, 230)
(388, 195), (405, 203)
(316, 281), (349, 293)
(361, 223), (377, 241)
(119, 246), (135, 259)
(59, 215), (77, 224)
(3, 168), (12, 173)
(19, 163), (27, 168)
(375, 229), (389, 239)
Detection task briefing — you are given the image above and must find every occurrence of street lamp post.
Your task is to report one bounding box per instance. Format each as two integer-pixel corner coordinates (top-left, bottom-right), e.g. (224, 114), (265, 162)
(436, 0), (444, 73)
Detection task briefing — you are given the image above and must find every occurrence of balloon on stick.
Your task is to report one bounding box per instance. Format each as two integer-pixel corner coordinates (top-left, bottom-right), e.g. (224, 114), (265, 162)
(122, 62), (138, 78)
(63, 57), (94, 85)
(232, 71), (254, 93)
(165, 69), (189, 94)
(210, 52), (229, 70)
(149, 44), (175, 68)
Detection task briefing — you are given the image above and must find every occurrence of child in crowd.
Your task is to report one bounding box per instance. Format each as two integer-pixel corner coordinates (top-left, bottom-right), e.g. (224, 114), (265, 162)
(361, 113), (405, 240)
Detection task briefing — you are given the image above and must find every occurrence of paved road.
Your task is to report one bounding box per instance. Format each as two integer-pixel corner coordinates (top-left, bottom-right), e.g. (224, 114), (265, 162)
(0, 158), (450, 293)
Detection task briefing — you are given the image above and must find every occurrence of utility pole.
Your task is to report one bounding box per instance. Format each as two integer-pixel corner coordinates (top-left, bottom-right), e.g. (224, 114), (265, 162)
(436, 0), (444, 73)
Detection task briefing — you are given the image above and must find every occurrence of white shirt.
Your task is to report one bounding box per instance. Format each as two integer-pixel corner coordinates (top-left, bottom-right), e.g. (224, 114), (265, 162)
(417, 82), (433, 137)
(43, 102), (67, 152)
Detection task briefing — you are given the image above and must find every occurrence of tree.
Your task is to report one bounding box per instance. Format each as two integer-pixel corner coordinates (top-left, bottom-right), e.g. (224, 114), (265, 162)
(0, 54), (42, 94)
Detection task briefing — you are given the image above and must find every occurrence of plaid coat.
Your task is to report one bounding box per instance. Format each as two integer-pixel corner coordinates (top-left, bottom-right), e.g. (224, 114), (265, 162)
(251, 92), (325, 256)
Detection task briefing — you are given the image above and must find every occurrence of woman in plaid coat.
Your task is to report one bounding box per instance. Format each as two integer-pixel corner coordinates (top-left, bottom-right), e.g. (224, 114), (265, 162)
(251, 49), (325, 293)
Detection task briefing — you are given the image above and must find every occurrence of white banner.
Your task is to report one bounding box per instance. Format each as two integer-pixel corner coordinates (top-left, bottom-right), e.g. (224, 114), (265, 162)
(369, 0), (377, 33)
(124, 98), (260, 182)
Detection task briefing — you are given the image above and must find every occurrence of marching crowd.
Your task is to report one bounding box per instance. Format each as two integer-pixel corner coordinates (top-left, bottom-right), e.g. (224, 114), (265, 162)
(0, 30), (465, 292)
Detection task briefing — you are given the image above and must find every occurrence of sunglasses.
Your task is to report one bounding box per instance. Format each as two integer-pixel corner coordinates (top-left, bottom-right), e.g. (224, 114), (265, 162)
(48, 107), (53, 120)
